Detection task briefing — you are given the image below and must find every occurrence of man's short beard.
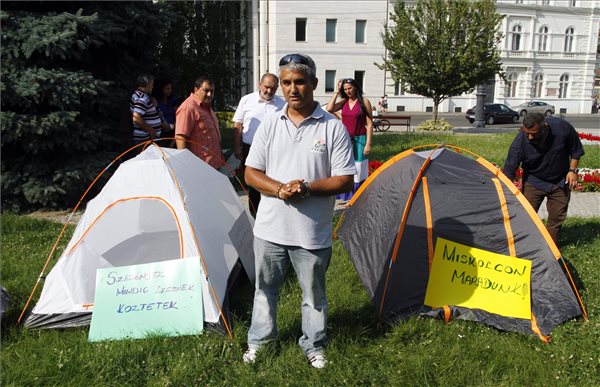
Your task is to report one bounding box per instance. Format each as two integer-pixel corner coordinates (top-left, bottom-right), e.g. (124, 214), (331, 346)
(531, 125), (549, 146)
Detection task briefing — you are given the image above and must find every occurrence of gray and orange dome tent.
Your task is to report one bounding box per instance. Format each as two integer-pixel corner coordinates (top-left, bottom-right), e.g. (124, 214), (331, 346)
(335, 145), (586, 342)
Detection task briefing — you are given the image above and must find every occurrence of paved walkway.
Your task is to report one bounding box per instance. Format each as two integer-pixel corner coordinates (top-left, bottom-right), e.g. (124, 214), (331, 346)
(537, 192), (599, 219)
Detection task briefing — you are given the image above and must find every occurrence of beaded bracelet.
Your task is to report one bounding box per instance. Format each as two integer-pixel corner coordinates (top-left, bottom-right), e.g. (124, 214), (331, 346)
(275, 183), (284, 199)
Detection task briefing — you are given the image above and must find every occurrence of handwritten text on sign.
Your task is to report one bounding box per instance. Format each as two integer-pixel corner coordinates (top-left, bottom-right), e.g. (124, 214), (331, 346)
(424, 238), (532, 319)
(88, 257), (204, 342)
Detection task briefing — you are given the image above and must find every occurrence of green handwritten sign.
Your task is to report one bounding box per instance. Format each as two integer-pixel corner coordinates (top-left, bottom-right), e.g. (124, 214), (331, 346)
(88, 257), (204, 342)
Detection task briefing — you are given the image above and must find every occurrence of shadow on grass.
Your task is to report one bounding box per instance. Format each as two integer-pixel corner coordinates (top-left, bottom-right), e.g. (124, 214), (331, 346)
(228, 270), (255, 323)
(560, 258), (587, 306)
(558, 219), (600, 294)
(328, 303), (383, 340)
(273, 302), (384, 350)
(230, 266), (386, 347)
(559, 219), (600, 247)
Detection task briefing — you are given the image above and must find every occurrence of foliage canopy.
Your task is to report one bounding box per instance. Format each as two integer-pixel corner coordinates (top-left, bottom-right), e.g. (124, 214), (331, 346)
(1, 2), (245, 211)
(380, 0), (504, 120)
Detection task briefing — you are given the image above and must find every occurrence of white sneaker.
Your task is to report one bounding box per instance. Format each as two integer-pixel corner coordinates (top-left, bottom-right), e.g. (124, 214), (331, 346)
(308, 353), (327, 369)
(242, 347), (259, 363)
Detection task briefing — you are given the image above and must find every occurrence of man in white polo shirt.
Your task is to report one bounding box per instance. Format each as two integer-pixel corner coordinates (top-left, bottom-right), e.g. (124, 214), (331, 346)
(242, 54), (355, 369)
(233, 73), (285, 215)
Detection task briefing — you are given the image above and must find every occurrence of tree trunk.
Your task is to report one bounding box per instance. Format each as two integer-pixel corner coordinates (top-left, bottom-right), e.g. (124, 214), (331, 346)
(433, 100), (439, 122)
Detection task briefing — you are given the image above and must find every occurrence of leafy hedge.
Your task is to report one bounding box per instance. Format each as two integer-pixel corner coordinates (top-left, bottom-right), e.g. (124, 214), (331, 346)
(0, 4), (172, 211)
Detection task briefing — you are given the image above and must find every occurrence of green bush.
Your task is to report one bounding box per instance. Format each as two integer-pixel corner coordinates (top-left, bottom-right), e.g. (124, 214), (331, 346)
(0, 4), (173, 211)
(416, 118), (453, 132)
(216, 111), (235, 150)
(215, 111), (234, 129)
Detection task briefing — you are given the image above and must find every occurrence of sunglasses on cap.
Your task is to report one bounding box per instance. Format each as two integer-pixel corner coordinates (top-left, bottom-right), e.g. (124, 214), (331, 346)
(279, 54), (315, 71)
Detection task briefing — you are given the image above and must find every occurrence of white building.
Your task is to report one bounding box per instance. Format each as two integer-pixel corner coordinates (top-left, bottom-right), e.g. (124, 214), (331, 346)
(243, 0), (600, 114)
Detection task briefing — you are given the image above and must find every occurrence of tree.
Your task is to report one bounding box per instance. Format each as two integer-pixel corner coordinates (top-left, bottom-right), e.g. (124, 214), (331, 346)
(1, 2), (174, 211)
(0, 1), (248, 211)
(157, 1), (246, 109)
(380, 0), (504, 121)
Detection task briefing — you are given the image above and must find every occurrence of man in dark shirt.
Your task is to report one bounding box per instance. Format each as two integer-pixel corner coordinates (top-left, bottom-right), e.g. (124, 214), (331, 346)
(503, 113), (584, 244)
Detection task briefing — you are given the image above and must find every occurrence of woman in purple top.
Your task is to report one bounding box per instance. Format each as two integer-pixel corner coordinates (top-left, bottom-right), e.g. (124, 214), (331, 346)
(154, 78), (182, 147)
(326, 78), (373, 201)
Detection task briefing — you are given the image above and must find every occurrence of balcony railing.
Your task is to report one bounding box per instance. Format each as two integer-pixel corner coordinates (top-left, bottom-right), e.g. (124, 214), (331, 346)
(502, 50), (590, 60)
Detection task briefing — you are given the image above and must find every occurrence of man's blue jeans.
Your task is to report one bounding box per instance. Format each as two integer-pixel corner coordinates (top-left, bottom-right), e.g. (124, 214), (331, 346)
(247, 237), (332, 356)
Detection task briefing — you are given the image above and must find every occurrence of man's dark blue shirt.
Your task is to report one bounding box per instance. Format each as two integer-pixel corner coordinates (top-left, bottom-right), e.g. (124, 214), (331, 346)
(503, 117), (585, 193)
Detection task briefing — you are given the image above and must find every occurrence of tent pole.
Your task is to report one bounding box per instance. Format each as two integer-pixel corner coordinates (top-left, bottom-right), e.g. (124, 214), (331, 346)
(158, 145), (235, 338)
(17, 141), (151, 325)
(559, 257), (588, 321)
(378, 145), (443, 318)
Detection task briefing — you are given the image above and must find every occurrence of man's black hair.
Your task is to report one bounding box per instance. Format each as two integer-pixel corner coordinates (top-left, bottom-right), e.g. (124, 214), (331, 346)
(523, 112), (545, 129)
(194, 76), (214, 89)
(136, 74), (154, 88)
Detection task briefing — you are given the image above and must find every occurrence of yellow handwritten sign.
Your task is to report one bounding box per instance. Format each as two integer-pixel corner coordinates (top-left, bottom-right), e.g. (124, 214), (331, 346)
(424, 238), (532, 319)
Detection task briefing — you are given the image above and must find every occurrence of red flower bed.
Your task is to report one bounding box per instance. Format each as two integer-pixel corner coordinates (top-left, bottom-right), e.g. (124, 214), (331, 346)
(578, 132), (600, 142)
(510, 167), (600, 192)
(492, 162), (599, 192)
(368, 160), (383, 175)
(577, 168), (600, 192)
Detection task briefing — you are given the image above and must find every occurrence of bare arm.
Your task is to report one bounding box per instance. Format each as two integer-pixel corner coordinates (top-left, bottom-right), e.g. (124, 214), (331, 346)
(326, 81), (347, 114)
(132, 112), (157, 138)
(307, 175), (354, 196)
(175, 134), (188, 150)
(566, 159), (580, 189)
(363, 99), (374, 156)
(233, 122), (243, 160)
(244, 166), (300, 200)
(245, 166), (353, 201)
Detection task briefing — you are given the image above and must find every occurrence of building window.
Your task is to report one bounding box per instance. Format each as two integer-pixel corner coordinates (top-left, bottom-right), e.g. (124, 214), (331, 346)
(559, 74), (569, 98)
(507, 73), (518, 97)
(326, 19), (337, 43)
(542, 0), (550, 4)
(325, 70), (336, 92)
(537, 26), (548, 51)
(355, 20), (366, 43)
(296, 18), (307, 42)
(564, 27), (574, 52)
(533, 73), (544, 98)
(570, 0), (576, 5)
(511, 25), (521, 51)
(515, 0), (523, 3)
(354, 70), (365, 90)
(394, 80), (406, 96)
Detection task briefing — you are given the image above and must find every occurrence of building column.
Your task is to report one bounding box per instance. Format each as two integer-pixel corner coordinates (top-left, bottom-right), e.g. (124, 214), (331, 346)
(529, 16), (535, 52)
(252, 0), (259, 88)
(259, 0), (267, 80)
(525, 66), (534, 100)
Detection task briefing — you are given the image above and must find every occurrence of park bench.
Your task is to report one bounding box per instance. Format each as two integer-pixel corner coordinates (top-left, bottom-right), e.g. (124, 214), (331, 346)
(376, 115), (412, 132)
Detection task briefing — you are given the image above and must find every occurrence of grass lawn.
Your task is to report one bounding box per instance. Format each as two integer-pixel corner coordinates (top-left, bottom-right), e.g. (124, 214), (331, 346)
(2, 133), (599, 385)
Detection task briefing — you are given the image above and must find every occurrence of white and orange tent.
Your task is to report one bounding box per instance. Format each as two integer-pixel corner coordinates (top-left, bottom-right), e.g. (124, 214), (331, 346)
(22, 144), (255, 337)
